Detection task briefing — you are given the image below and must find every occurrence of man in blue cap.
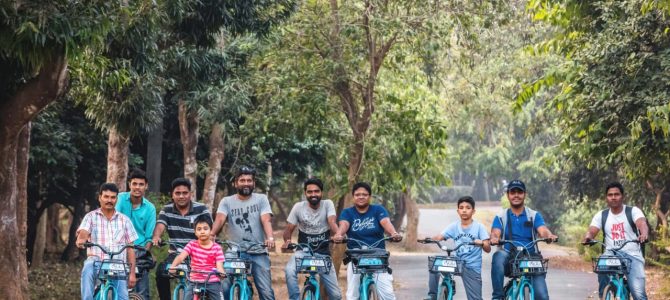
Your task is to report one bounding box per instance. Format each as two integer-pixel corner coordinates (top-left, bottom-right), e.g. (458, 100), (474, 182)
(489, 180), (558, 300)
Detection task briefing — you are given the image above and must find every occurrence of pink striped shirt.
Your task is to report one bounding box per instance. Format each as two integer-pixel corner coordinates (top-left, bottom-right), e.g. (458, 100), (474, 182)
(183, 240), (225, 282)
(77, 209), (138, 261)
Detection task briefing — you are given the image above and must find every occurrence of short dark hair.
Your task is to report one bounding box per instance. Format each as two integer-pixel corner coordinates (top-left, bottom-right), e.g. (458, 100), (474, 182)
(605, 182), (624, 195)
(352, 182), (372, 195)
(99, 183), (119, 195)
(235, 165), (256, 179)
(192, 214), (213, 230)
(171, 178), (191, 192)
(304, 178), (324, 191)
(457, 196), (475, 208)
(128, 168), (147, 182)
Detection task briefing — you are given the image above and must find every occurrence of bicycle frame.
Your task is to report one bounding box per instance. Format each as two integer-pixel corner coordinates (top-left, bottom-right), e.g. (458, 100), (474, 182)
(342, 236), (396, 300)
(418, 238), (477, 300)
(287, 240), (333, 300)
(496, 238), (553, 300)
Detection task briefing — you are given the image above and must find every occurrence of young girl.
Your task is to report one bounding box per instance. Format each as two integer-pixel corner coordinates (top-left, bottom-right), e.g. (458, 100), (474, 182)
(170, 214), (225, 300)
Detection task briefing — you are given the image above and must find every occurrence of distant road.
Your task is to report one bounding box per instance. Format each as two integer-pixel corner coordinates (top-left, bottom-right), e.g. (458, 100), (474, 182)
(391, 207), (598, 299)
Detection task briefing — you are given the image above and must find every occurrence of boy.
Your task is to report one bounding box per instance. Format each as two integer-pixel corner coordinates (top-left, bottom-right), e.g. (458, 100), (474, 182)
(425, 196), (491, 300)
(170, 215), (225, 300)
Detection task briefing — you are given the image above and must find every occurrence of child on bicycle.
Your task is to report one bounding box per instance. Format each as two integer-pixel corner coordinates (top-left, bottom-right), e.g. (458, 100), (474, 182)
(424, 195), (491, 300)
(170, 214), (226, 300)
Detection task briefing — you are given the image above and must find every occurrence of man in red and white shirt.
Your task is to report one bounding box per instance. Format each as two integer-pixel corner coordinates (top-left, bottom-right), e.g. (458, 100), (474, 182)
(76, 183), (139, 300)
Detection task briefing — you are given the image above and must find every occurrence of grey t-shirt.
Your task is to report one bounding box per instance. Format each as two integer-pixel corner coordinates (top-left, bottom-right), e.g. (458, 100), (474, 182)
(287, 199), (336, 254)
(218, 193), (273, 254)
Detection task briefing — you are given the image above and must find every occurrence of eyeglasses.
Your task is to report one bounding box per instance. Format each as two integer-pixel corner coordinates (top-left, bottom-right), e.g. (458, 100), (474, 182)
(237, 166), (256, 176)
(353, 193), (370, 197)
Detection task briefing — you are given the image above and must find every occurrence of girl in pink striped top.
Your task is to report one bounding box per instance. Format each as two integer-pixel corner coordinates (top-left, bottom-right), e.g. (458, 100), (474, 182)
(170, 215), (225, 299)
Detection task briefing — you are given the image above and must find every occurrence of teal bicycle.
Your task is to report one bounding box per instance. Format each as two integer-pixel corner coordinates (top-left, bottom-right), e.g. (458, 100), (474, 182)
(158, 241), (190, 300)
(341, 236), (397, 300)
(583, 239), (640, 300)
(418, 238), (477, 300)
(286, 240), (333, 300)
(218, 240), (267, 300)
(84, 242), (144, 300)
(496, 238), (554, 300)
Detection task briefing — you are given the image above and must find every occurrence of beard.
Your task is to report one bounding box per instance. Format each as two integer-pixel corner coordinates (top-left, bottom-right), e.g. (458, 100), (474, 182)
(238, 187), (253, 196)
(307, 196), (321, 206)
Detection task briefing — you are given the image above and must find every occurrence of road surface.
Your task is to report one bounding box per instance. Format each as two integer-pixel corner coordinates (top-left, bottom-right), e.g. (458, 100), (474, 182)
(391, 207), (599, 299)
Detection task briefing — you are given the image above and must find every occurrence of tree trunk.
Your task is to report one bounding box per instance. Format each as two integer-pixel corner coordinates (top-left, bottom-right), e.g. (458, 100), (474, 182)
(31, 210), (47, 267)
(107, 127), (129, 191)
(46, 203), (64, 253)
(17, 123), (30, 261)
(61, 198), (85, 261)
(146, 116), (164, 193)
(202, 123), (224, 211)
(404, 186), (419, 251)
(178, 98), (199, 201)
(391, 192), (407, 229)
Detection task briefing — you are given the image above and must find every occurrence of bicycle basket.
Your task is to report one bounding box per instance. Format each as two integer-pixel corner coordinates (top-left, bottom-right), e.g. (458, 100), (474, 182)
(592, 255), (630, 274)
(349, 251), (390, 274)
(98, 259), (129, 280)
(510, 258), (548, 276)
(224, 257), (251, 275)
(428, 256), (463, 275)
(296, 256), (332, 274)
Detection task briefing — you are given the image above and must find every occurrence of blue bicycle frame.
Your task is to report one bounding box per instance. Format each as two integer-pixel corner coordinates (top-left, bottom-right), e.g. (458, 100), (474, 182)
(85, 242), (143, 300)
(496, 238), (552, 300)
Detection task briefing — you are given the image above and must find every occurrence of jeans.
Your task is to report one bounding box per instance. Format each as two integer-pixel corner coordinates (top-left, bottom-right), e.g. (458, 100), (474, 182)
(222, 253), (275, 300)
(132, 249), (151, 300)
(491, 250), (548, 300)
(597, 252), (647, 300)
(285, 251), (342, 300)
(428, 265), (483, 300)
(186, 280), (224, 300)
(346, 262), (395, 300)
(81, 257), (129, 300)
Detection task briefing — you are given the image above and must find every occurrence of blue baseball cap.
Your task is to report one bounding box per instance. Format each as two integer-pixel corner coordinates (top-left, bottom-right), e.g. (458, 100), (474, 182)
(507, 180), (526, 192)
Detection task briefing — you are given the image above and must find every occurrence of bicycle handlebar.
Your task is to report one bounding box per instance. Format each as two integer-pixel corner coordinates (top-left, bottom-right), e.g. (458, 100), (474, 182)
(83, 242), (143, 257)
(582, 239), (640, 252)
(417, 238), (479, 253)
(492, 237), (557, 248)
(286, 239), (331, 254)
(333, 236), (400, 249)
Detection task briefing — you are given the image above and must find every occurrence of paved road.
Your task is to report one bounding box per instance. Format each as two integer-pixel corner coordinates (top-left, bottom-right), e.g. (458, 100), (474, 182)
(391, 207), (598, 299)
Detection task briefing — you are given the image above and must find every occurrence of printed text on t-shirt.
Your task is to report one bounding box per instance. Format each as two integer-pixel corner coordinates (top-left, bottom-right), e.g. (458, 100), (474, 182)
(352, 217), (375, 231)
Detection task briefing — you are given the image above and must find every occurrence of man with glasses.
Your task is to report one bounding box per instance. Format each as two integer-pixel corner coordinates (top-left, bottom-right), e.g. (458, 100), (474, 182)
(212, 166), (277, 300)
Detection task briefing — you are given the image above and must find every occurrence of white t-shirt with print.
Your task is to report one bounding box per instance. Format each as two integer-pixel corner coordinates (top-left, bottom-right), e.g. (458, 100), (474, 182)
(590, 205), (645, 262)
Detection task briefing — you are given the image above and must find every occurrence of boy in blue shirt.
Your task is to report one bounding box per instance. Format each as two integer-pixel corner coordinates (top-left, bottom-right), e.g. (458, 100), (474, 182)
(424, 196), (491, 300)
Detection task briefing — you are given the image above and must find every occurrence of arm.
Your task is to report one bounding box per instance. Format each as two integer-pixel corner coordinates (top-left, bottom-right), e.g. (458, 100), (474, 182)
(536, 225), (558, 242)
(216, 261), (225, 276)
(75, 229), (91, 249)
(481, 240), (491, 253)
(379, 217), (402, 242)
(582, 226), (601, 243)
(490, 228), (502, 245)
(261, 213), (275, 248)
(151, 223), (166, 245)
(211, 212), (227, 238)
(327, 215), (339, 236)
(127, 246), (137, 288)
(635, 217), (649, 243)
(282, 223), (297, 249)
(169, 251), (190, 274)
(145, 207), (157, 250)
(333, 220), (350, 242)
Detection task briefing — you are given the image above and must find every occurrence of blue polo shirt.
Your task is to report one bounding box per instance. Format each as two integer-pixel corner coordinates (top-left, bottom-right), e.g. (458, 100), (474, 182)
(116, 192), (156, 247)
(492, 208), (545, 254)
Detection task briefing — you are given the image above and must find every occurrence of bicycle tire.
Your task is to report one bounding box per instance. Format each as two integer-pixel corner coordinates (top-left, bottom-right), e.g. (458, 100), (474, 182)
(601, 284), (619, 300)
(173, 285), (186, 300)
(128, 291), (144, 300)
(437, 281), (452, 300)
(300, 284), (316, 300)
(230, 284), (242, 300)
(366, 283), (380, 300)
(521, 284), (533, 300)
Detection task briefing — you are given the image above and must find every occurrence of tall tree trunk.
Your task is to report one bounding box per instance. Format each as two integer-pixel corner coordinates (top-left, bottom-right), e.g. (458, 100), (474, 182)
(31, 210), (47, 267)
(202, 123), (224, 211)
(107, 127), (129, 191)
(46, 203), (63, 253)
(404, 186), (419, 251)
(178, 99), (199, 201)
(17, 123), (30, 261)
(146, 117), (164, 193)
(61, 198), (85, 261)
(391, 192), (406, 229)
(0, 52), (67, 300)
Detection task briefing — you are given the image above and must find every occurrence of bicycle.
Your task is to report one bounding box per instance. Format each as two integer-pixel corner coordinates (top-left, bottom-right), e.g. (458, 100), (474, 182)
(418, 238), (477, 300)
(83, 242), (144, 300)
(218, 240), (268, 300)
(156, 241), (191, 300)
(582, 239), (641, 300)
(128, 250), (156, 300)
(339, 236), (398, 300)
(494, 238), (554, 300)
(181, 269), (225, 300)
(285, 239), (334, 300)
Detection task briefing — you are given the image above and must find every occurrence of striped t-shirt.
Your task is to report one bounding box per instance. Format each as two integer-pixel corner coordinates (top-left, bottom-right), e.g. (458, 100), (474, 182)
(183, 240), (225, 282)
(157, 201), (211, 251)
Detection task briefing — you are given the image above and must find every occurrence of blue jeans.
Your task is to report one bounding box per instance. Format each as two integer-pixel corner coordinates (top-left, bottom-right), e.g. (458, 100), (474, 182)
(428, 265), (483, 300)
(285, 251), (342, 300)
(222, 253), (275, 300)
(81, 257), (129, 300)
(186, 280), (224, 300)
(491, 250), (548, 300)
(597, 252), (647, 300)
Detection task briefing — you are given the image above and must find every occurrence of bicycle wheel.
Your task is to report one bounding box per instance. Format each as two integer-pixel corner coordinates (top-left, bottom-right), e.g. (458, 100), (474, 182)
(230, 284), (242, 300)
(300, 284), (316, 300)
(366, 283), (380, 300)
(173, 285), (186, 300)
(601, 284), (619, 300)
(520, 284), (533, 300)
(437, 281), (452, 300)
(128, 291), (144, 300)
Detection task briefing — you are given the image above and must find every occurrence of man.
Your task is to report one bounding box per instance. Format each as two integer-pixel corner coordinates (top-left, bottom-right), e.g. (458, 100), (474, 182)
(489, 180), (558, 300)
(77, 183), (138, 300)
(151, 178), (212, 300)
(582, 182), (649, 300)
(115, 169), (156, 300)
(281, 178), (342, 300)
(212, 166), (276, 300)
(333, 182), (402, 300)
